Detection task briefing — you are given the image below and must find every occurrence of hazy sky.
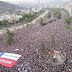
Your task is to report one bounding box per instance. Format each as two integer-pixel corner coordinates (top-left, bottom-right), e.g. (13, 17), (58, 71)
(0, 0), (70, 3)
(0, 0), (37, 3)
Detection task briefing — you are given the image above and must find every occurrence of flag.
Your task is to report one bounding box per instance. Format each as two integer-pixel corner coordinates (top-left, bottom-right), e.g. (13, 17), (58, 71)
(0, 52), (21, 68)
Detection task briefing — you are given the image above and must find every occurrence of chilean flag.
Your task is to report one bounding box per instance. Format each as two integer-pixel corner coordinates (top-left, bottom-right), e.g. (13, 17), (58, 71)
(0, 52), (21, 68)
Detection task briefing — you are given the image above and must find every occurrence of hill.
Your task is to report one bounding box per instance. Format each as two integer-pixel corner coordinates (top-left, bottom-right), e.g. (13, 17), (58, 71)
(0, 1), (21, 13)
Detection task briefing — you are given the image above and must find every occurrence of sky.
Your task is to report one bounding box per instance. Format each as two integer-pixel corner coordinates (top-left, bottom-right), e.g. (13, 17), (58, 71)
(0, 0), (70, 4)
(0, 0), (37, 3)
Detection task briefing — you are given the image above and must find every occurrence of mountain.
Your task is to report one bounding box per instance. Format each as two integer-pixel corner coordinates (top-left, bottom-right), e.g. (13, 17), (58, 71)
(15, 2), (37, 8)
(0, 1), (21, 14)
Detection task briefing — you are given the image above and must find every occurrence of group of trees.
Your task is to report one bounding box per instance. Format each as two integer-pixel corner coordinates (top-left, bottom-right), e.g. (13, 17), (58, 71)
(19, 13), (36, 22)
(40, 34), (55, 55)
(47, 11), (51, 18)
(40, 18), (47, 26)
(40, 17), (56, 26)
(0, 20), (10, 27)
(49, 8), (61, 19)
(5, 29), (13, 45)
(0, 10), (45, 29)
(19, 10), (45, 23)
(64, 17), (71, 29)
(53, 9), (61, 19)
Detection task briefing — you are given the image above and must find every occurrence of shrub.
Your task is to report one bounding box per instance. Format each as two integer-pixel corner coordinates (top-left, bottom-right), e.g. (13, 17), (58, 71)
(5, 29), (13, 45)
(26, 24), (30, 26)
(1, 20), (9, 27)
(40, 41), (46, 55)
(40, 22), (47, 26)
(49, 20), (53, 23)
(19, 18), (23, 22)
(54, 19), (56, 21)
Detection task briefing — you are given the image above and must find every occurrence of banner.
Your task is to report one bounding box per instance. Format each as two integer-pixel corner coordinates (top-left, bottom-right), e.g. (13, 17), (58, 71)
(0, 52), (21, 68)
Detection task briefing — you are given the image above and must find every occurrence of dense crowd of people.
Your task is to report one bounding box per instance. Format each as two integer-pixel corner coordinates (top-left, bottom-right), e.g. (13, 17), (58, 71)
(0, 10), (72, 72)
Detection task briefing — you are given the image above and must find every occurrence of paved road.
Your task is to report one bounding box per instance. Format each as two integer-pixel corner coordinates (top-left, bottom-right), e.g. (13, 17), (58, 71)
(0, 10), (48, 35)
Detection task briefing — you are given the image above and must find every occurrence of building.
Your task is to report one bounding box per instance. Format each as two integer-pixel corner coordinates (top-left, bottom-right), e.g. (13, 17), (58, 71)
(63, 2), (72, 17)
(0, 14), (22, 23)
(68, 7), (72, 17)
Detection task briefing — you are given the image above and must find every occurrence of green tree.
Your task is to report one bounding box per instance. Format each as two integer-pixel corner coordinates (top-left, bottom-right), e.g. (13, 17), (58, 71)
(0, 21), (2, 27)
(48, 11), (51, 18)
(65, 17), (71, 24)
(50, 34), (55, 44)
(5, 29), (13, 45)
(40, 18), (47, 26)
(48, 20), (53, 23)
(56, 13), (61, 19)
(65, 23), (69, 29)
(19, 18), (23, 22)
(40, 41), (46, 55)
(1, 20), (9, 27)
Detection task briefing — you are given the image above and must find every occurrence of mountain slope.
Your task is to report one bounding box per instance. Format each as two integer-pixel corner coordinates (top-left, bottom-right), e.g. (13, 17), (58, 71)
(0, 1), (21, 13)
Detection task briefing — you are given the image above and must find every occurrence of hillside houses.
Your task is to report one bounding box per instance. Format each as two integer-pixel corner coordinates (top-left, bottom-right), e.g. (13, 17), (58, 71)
(32, 7), (42, 12)
(0, 6), (43, 23)
(0, 14), (22, 23)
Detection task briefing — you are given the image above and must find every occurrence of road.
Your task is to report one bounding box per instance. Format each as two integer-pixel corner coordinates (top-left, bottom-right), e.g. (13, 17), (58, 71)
(0, 10), (48, 35)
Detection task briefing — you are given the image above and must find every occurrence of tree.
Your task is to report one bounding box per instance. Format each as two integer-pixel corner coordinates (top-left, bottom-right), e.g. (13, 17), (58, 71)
(12, 20), (15, 24)
(50, 34), (55, 44)
(6, 29), (12, 36)
(19, 18), (23, 22)
(50, 51), (55, 58)
(56, 13), (61, 19)
(48, 20), (53, 23)
(65, 23), (69, 29)
(5, 29), (13, 45)
(40, 18), (47, 26)
(48, 11), (51, 18)
(65, 17), (71, 24)
(1, 20), (9, 27)
(40, 41), (46, 55)
(0, 21), (2, 27)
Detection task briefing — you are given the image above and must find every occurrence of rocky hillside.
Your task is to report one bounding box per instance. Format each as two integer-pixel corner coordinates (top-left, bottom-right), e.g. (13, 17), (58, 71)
(0, 1), (21, 13)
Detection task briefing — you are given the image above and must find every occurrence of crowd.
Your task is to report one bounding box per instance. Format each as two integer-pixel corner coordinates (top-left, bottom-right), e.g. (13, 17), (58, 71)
(0, 10), (72, 72)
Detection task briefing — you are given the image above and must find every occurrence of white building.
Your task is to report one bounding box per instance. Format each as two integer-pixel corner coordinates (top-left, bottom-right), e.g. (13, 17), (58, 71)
(32, 7), (42, 12)
(64, 3), (72, 17)
(0, 14), (22, 23)
(68, 6), (72, 17)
